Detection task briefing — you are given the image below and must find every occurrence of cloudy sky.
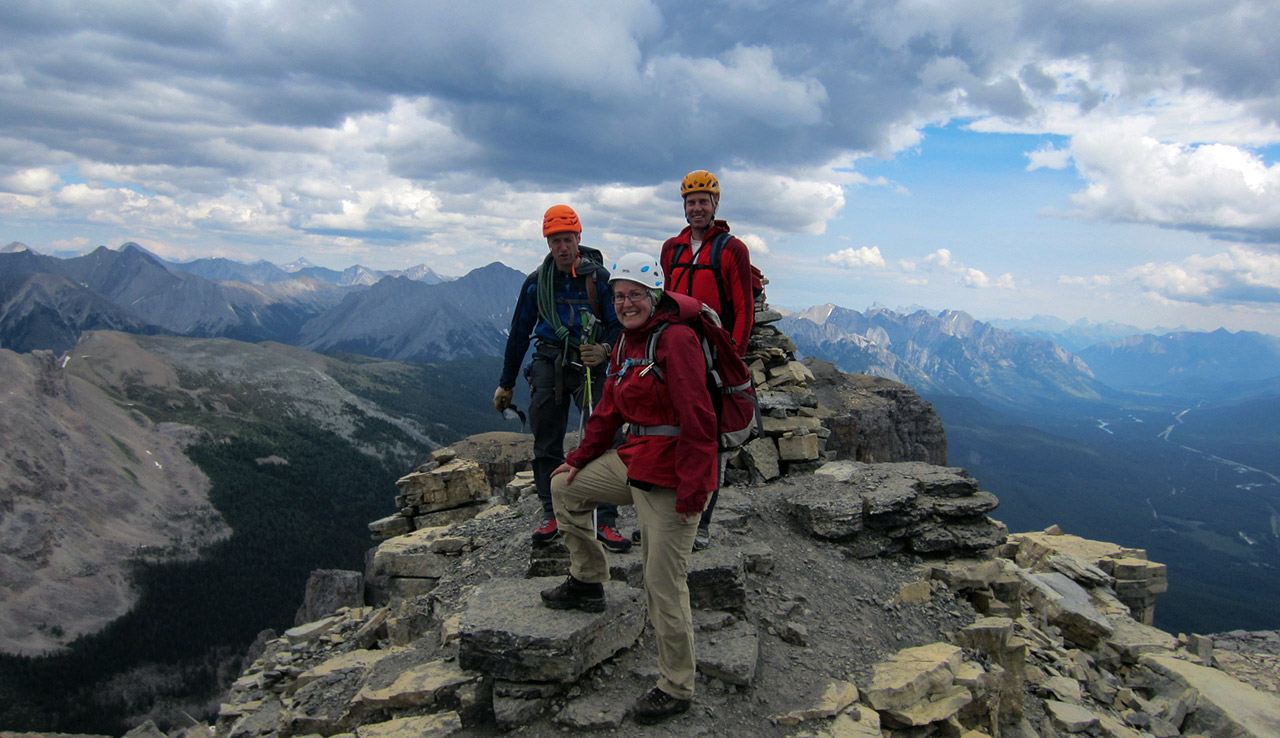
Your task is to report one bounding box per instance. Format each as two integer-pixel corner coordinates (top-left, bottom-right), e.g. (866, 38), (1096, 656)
(3, 1), (1279, 334)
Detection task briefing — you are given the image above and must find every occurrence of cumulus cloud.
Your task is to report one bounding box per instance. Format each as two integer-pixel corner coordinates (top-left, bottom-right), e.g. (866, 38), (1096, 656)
(826, 246), (886, 269)
(2, 0), (1280, 269)
(1064, 130), (1280, 243)
(1026, 144), (1072, 171)
(902, 249), (1016, 289)
(826, 245), (1015, 289)
(0, 168), (60, 194)
(1130, 246), (1280, 305)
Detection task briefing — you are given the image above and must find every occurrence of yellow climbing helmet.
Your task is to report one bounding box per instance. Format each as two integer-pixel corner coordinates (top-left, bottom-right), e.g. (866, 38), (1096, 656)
(680, 170), (720, 198)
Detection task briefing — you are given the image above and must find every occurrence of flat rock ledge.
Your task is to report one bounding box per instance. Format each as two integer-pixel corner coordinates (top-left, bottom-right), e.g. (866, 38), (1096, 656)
(788, 461), (1006, 557)
(458, 577), (645, 684)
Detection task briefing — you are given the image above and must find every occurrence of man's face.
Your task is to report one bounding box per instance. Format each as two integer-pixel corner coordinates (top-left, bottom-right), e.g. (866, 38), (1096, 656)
(546, 231), (581, 272)
(684, 192), (717, 230)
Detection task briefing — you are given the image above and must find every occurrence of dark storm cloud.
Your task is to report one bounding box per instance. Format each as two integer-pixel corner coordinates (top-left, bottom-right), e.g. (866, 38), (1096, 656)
(2, 0), (1279, 251)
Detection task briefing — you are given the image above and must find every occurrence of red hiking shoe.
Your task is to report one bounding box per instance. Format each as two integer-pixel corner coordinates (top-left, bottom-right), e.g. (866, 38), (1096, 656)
(531, 518), (559, 543)
(597, 524), (633, 553)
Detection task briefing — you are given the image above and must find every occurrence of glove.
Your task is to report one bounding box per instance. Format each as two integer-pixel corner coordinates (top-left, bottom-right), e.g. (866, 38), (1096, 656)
(579, 342), (609, 367)
(493, 386), (513, 412)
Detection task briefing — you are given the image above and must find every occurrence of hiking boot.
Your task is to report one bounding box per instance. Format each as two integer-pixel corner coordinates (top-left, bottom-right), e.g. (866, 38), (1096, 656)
(531, 518), (559, 544)
(540, 575), (605, 613)
(692, 526), (711, 551)
(631, 529), (642, 544)
(633, 687), (691, 724)
(597, 524), (633, 553)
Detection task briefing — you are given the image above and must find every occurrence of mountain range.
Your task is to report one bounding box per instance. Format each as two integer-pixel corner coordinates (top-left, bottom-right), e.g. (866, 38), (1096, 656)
(0, 242), (522, 360)
(782, 303), (1280, 411)
(988, 314), (1181, 352)
(780, 304), (1108, 413)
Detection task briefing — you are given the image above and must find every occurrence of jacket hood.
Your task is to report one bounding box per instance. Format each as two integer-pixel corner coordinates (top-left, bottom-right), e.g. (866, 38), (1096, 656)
(659, 290), (705, 322)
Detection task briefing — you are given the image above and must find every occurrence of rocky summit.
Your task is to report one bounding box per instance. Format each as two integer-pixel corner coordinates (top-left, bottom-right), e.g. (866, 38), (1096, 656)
(204, 444), (1280, 738)
(205, 298), (1280, 737)
(7, 275), (1279, 738)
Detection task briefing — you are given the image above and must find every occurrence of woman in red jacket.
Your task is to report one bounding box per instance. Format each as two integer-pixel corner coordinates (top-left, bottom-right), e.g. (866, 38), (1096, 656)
(541, 252), (717, 725)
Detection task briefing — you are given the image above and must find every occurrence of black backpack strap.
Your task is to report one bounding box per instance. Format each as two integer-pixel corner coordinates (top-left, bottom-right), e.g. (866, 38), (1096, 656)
(644, 323), (669, 383)
(707, 232), (734, 333)
(585, 272), (601, 321)
(668, 242), (693, 295)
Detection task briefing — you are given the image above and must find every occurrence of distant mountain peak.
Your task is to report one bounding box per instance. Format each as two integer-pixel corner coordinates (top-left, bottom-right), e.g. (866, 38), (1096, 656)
(2, 241), (32, 253)
(282, 257), (317, 272)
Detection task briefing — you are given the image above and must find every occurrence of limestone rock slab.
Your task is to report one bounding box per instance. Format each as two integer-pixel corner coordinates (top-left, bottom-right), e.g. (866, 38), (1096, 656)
(696, 619), (759, 686)
(862, 642), (963, 711)
(1019, 571), (1113, 648)
(353, 713), (462, 738)
(687, 546), (747, 610)
(371, 527), (456, 579)
(1141, 654), (1280, 738)
(785, 478), (864, 541)
(458, 577), (645, 683)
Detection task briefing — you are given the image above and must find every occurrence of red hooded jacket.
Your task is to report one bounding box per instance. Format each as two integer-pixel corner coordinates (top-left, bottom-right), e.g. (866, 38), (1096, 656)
(567, 291), (717, 514)
(660, 219), (754, 357)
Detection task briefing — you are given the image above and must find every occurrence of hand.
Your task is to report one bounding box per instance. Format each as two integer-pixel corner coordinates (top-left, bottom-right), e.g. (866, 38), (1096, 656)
(493, 386), (513, 412)
(579, 342), (609, 367)
(551, 463), (579, 485)
(679, 511), (698, 524)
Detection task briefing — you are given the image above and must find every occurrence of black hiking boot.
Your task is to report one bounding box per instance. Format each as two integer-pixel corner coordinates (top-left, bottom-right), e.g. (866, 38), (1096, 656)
(633, 687), (691, 724)
(540, 575), (605, 612)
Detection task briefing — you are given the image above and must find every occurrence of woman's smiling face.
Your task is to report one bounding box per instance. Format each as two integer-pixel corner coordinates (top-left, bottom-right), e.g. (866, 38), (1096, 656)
(611, 279), (653, 330)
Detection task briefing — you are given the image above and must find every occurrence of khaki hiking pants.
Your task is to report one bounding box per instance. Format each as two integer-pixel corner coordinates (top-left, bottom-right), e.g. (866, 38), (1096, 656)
(551, 450), (700, 699)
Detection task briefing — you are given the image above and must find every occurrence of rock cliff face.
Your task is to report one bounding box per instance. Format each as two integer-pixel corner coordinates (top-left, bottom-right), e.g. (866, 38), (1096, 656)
(0, 341), (229, 656)
(806, 360), (947, 466)
(0, 330), (444, 658)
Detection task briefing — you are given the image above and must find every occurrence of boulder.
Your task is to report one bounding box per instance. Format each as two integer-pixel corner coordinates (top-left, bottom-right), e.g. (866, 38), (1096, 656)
(861, 642), (963, 711)
(696, 618), (759, 686)
(1139, 654), (1280, 738)
(687, 545), (748, 610)
(295, 569), (363, 626)
(457, 578), (645, 683)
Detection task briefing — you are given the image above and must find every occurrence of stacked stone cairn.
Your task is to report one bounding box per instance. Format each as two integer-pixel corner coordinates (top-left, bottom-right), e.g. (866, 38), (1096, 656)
(735, 276), (825, 483)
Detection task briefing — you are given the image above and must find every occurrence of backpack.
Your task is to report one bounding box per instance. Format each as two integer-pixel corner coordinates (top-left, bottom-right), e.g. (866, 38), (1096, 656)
(622, 304), (762, 453)
(668, 232), (764, 336)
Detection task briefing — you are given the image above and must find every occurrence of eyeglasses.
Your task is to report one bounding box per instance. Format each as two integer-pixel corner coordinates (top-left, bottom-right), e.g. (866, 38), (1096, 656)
(612, 291), (648, 305)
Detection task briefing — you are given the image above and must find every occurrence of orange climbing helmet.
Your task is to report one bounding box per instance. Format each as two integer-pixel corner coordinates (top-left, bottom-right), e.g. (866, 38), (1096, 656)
(542, 204), (582, 237)
(680, 170), (720, 198)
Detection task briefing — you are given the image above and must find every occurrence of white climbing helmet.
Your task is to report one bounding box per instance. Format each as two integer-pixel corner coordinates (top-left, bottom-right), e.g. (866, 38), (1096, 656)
(609, 252), (665, 290)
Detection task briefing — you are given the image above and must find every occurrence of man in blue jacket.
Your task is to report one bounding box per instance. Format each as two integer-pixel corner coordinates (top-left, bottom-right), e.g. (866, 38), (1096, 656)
(494, 205), (630, 552)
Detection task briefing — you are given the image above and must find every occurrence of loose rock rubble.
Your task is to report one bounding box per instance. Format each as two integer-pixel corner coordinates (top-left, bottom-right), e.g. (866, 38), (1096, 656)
(206, 454), (1280, 738)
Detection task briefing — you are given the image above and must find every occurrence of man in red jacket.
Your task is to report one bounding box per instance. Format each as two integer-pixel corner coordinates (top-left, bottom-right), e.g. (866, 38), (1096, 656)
(660, 169), (755, 550)
(660, 170), (754, 358)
